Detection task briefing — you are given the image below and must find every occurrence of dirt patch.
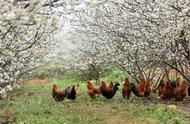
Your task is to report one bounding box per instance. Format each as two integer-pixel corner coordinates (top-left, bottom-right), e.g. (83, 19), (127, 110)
(21, 78), (51, 84)
(15, 91), (34, 97)
(8, 91), (49, 101)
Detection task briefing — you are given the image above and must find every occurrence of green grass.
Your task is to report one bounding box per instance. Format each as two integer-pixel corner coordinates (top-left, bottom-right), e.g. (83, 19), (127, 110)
(0, 70), (190, 124)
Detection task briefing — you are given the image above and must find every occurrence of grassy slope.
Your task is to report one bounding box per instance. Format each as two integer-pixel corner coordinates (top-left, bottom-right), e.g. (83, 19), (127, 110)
(0, 71), (190, 124)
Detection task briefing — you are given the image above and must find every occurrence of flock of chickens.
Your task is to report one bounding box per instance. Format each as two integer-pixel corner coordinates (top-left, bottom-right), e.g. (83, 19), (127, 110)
(52, 77), (190, 102)
(52, 83), (80, 102)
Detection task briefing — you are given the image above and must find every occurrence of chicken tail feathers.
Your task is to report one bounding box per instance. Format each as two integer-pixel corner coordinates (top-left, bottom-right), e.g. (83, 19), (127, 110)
(170, 81), (180, 88)
(188, 85), (190, 96)
(130, 83), (138, 96)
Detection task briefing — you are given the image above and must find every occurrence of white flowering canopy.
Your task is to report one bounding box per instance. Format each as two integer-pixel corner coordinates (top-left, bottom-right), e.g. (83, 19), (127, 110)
(0, 0), (59, 89)
(56, 0), (190, 81)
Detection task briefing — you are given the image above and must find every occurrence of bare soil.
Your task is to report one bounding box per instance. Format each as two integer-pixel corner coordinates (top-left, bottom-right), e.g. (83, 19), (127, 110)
(21, 78), (51, 84)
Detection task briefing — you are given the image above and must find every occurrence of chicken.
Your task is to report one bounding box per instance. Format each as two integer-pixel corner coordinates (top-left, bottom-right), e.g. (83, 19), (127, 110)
(170, 77), (181, 88)
(100, 82), (120, 99)
(188, 85), (190, 96)
(176, 77), (181, 85)
(87, 80), (94, 89)
(65, 86), (71, 95)
(164, 80), (175, 99)
(122, 77), (131, 100)
(174, 80), (188, 101)
(52, 84), (67, 102)
(107, 81), (114, 88)
(131, 78), (146, 97)
(101, 81), (107, 88)
(98, 80), (113, 88)
(158, 79), (175, 100)
(75, 83), (80, 96)
(144, 79), (152, 97)
(158, 78), (166, 99)
(66, 85), (76, 100)
(86, 80), (101, 99)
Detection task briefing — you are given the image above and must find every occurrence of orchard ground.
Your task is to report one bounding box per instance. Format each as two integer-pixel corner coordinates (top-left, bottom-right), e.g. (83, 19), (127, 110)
(0, 71), (190, 124)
